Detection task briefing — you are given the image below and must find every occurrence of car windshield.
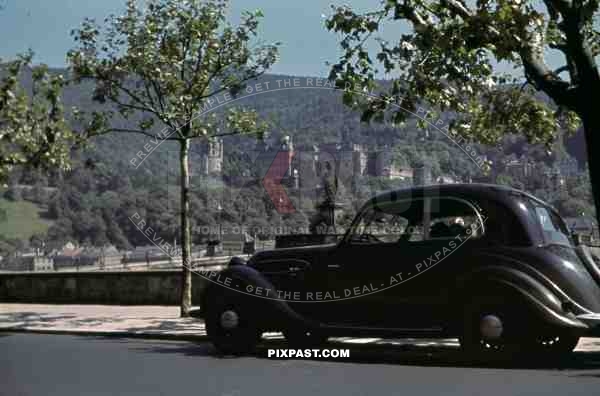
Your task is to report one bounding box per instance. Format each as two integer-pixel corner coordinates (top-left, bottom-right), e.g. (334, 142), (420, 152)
(525, 198), (573, 247)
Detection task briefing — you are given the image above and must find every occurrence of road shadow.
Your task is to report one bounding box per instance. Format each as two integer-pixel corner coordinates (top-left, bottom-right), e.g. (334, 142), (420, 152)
(0, 312), (78, 329)
(124, 318), (205, 334)
(131, 337), (600, 371)
(0, 312), (203, 334)
(0, 312), (146, 331)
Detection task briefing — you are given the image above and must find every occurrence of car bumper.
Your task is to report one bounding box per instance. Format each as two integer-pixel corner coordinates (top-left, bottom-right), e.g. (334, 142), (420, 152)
(577, 313), (600, 336)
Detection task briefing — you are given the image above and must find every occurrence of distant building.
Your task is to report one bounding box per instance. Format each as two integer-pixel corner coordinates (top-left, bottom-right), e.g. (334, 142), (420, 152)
(123, 246), (170, 264)
(505, 156), (535, 179)
(470, 174), (491, 183)
(1, 256), (53, 271)
(389, 167), (413, 181)
(52, 243), (122, 269)
(62, 241), (76, 251)
(201, 138), (224, 176)
(555, 157), (579, 177)
(254, 136), (295, 185)
(249, 136), (434, 188)
(291, 168), (300, 189)
(376, 161), (413, 181)
(437, 174), (459, 184)
(31, 257), (53, 271)
(293, 148), (318, 189)
(278, 135), (295, 180)
(413, 164), (432, 186)
(338, 143), (367, 179)
(544, 168), (567, 191)
(51, 243), (86, 269)
(253, 140), (276, 179)
(565, 217), (600, 245)
(373, 148), (392, 178)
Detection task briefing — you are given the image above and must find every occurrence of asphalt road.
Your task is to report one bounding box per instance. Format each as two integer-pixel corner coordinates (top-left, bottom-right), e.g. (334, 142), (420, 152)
(3, 333), (600, 396)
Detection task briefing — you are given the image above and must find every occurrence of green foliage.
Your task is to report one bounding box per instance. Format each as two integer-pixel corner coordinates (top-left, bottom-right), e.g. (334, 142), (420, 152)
(495, 173), (514, 187)
(325, 0), (600, 149)
(0, 53), (77, 183)
(0, 198), (51, 240)
(68, 0), (279, 141)
(3, 186), (21, 201)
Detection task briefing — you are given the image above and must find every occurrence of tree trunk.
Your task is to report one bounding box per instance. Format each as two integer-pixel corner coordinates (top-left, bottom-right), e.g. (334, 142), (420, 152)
(179, 138), (192, 317)
(565, 23), (600, 232)
(581, 110), (600, 230)
(578, 72), (600, 231)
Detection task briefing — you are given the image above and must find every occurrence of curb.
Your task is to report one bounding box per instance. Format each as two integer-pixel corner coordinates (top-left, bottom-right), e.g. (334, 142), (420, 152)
(0, 328), (208, 342)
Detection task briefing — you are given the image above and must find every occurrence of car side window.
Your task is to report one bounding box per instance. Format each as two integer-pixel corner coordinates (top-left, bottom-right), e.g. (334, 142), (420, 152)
(425, 198), (485, 241)
(482, 200), (529, 246)
(349, 200), (424, 244)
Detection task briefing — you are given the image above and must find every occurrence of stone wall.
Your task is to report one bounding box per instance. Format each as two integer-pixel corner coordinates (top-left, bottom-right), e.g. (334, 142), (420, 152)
(0, 270), (210, 305)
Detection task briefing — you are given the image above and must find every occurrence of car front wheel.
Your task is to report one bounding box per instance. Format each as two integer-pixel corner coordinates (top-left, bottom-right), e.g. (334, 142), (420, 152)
(459, 297), (579, 360)
(205, 300), (262, 355)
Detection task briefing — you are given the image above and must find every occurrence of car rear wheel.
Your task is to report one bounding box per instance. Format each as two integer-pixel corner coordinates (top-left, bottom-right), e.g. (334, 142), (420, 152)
(459, 299), (521, 359)
(527, 333), (580, 356)
(205, 299), (262, 355)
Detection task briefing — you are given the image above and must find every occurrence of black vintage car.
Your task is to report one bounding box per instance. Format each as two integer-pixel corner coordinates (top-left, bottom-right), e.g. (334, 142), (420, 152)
(201, 184), (600, 357)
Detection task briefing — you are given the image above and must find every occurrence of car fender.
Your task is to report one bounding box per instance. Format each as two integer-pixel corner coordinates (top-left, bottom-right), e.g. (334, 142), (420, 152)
(576, 245), (600, 286)
(200, 264), (316, 330)
(453, 265), (587, 330)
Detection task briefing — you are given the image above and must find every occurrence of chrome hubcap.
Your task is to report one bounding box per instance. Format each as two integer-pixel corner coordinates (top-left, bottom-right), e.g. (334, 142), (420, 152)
(220, 310), (239, 330)
(480, 314), (503, 340)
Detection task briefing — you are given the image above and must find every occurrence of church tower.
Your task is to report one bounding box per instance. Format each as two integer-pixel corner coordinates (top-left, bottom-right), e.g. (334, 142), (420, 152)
(207, 138), (223, 175)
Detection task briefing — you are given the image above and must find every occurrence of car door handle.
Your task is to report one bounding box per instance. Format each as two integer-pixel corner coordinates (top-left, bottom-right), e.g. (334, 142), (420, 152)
(327, 264), (341, 269)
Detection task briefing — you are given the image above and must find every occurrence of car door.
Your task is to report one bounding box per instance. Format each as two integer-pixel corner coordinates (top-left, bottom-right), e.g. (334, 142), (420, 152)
(319, 198), (430, 328)
(250, 245), (336, 324)
(320, 195), (487, 330)
(384, 195), (488, 328)
(408, 196), (486, 327)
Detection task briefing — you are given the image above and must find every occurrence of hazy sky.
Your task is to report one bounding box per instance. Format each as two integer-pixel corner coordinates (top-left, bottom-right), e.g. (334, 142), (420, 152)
(0, 0), (564, 78)
(0, 0), (394, 77)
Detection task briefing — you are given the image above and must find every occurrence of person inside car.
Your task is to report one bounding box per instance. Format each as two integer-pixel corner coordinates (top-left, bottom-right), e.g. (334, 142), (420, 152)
(449, 217), (467, 237)
(430, 221), (452, 238)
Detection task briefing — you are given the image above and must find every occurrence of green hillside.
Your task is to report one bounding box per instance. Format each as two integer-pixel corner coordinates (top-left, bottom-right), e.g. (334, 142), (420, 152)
(0, 199), (52, 240)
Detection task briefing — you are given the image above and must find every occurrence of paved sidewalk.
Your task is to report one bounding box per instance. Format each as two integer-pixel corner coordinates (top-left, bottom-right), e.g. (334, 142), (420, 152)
(0, 304), (206, 339)
(2, 304), (600, 351)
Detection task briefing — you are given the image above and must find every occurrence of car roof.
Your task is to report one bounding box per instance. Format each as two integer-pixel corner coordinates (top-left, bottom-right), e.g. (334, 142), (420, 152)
(365, 183), (553, 210)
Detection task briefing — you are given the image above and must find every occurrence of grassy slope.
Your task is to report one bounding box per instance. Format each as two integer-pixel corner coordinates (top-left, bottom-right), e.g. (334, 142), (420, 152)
(0, 199), (52, 240)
